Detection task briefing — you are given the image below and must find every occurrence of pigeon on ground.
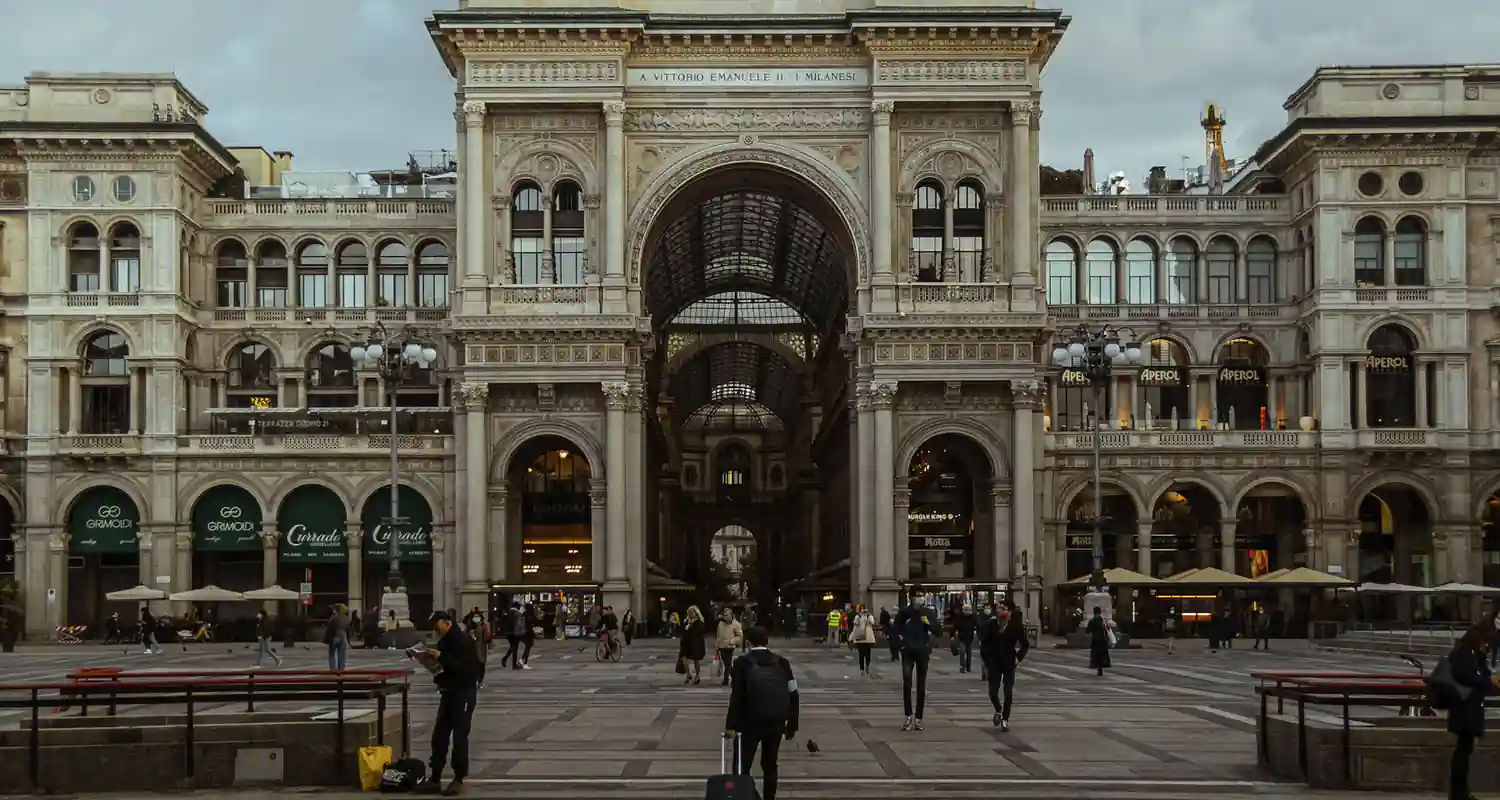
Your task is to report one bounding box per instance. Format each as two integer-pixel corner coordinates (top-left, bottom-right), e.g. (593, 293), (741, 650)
(806, 740), (820, 754)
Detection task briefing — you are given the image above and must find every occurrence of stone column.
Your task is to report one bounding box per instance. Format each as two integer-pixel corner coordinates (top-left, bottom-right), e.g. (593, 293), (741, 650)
(461, 102), (487, 288)
(1136, 520), (1153, 579)
(590, 487), (608, 587)
(1355, 362), (1369, 428)
(260, 524), (279, 614)
(992, 486), (1012, 581)
(1219, 519), (1237, 574)
(625, 385), (646, 611)
(602, 382), (631, 607)
(487, 486), (507, 586)
(458, 382), (490, 610)
(1009, 101), (1036, 279)
(430, 529), (448, 613)
(871, 102), (895, 281)
(135, 528), (155, 606)
(47, 532), (67, 635)
(345, 523), (364, 611)
(67, 370), (81, 435)
(173, 529), (192, 616)
(893, 488), (911, 590)
(870, 381), (899, 609)
(603, 102), (627, 286)
(941, 195), (956, 281)
(1010, 380), (1040, 609)
(855, 387), (875, 601)
(1414, 359), (1428, 427)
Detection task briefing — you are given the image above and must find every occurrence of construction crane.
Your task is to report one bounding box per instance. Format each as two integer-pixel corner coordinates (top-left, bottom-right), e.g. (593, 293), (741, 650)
(1201, 102), (1228, 173)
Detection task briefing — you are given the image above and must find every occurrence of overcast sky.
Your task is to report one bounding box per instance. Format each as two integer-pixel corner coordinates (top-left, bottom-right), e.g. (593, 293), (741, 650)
(2, 0), (1496, 185)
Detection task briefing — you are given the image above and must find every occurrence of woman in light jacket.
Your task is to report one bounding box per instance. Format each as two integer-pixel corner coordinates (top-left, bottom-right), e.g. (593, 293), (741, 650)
(850, 606), (878, 676)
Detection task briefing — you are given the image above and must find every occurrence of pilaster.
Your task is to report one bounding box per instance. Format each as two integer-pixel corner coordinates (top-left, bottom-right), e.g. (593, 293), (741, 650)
(869, 380), (899, 609)
(458, 382), (491, 611)
(345, 522), (364, 613)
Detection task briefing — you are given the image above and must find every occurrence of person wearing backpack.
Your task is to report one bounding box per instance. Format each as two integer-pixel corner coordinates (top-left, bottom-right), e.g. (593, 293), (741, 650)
(724, 626), (800, 800)
(1439, 622), (1499, 800)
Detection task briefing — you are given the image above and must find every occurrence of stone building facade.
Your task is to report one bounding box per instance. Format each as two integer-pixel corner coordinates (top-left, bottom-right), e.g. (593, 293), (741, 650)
(1, 3), (1498, 638)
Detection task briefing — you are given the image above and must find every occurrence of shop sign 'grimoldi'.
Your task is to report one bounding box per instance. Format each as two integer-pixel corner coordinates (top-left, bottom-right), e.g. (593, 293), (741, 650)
(87, 505), (133, 529)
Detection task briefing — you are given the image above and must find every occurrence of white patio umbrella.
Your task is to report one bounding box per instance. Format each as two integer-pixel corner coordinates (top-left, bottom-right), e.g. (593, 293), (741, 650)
(169, 585), (245, 602)
(1355, 583), (1435, 594)
(1431, 582), (1500, 595)
(105, 585), (167, 602)
(242, 586), (301, 601)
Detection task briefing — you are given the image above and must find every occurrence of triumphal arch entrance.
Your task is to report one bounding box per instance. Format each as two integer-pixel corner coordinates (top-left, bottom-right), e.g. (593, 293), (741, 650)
(433, 0), (1062, 620)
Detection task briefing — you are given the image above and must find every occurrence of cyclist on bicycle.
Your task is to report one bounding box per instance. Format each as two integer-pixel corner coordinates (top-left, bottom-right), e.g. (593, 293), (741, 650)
(600, 606), (622, 657)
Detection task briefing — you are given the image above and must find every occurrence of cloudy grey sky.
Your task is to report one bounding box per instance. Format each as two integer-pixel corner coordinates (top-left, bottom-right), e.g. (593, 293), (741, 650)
(2, 0), (1496, 184)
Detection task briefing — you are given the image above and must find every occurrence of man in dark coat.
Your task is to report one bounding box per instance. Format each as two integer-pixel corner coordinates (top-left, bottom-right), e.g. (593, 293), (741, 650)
(979, 602), (1030, 731)
(1085, 607), (1112, 676)
(419, 611), (483, 796)
(1445, 622), (1498, 799)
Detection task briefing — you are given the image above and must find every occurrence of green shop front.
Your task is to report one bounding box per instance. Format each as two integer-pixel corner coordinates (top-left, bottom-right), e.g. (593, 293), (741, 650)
(276, 484), (350, 614)
(191, 485), (265, 594)
(360, 485), (435, 622)
(66, 486), (142, 628)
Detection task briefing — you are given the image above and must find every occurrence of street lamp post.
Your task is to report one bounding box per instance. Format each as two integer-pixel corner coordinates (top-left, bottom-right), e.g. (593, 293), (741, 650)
(351, 323), (438, 593)
(1050, 324), (1144, 606)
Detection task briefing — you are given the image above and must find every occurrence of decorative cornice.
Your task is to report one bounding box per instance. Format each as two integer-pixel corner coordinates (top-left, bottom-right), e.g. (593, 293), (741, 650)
(624, 107), (870, 133)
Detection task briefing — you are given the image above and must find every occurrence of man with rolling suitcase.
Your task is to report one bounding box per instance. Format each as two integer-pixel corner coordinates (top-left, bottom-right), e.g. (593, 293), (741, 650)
(719, 626), (799, 800)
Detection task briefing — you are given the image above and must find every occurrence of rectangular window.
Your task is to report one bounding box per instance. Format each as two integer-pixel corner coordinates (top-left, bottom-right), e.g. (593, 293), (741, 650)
(1247, 259), (1275, 304)
(337, 271), (367, 307)
(258, 286), (289, 308)
(377, 271), (407, 307)
(910, 236), (942, 282)
(1085, 261), (1115, 305)
(513, 236), (544, 284)
(1206, 257), (1234, 304)
(1125, 262), (1154, 304)
(81, 385), (130, 434)
(1046, 265), (1076, 305)
(417, 271), (449, 307)
(1394, 239), (1424, 286)
(71, 270), (101, 293)
(552, 237), (586, 284)
(217, 279), (247, 308)
(110, 256), (141, 293)
(298, 272), (328, 307)
(1165, 260), (1194, 304)
(1354, 237), (1382, 286)
(953, 235), (983, 281)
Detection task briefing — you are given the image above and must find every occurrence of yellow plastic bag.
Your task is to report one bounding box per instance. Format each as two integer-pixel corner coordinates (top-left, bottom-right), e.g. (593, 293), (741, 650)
(358, 745), (393, 791)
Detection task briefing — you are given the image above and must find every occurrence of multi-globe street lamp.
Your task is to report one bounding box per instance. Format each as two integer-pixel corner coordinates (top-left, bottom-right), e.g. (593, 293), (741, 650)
(351, 323), (438, 593)
(1050, 324), (1144, 600)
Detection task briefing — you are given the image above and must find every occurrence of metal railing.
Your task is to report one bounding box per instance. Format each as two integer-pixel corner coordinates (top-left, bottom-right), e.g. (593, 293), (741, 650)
(0, 668), (412, 792)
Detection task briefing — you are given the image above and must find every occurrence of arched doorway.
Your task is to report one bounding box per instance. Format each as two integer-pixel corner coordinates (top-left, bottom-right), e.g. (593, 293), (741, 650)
(66, 486), (141, 628)
(1356, 484), (1432, 621)
(360, 485), (435, 622)
(1149, 483), (1222, 577)
(1140, 338), (1191, 430)
(275, 484), (348, 614)
(499, 436), (596, 626)
(641, 162), (855, 614)
(1064, 484), (1138, 581)
(905, 435), (994, 597)
(1232, 488), (1307, 578)
(0, 495), (14, 584)
(190, 485), (264, 600)
(708, 525), (756, 602)
(1216, 337), (1272, 430)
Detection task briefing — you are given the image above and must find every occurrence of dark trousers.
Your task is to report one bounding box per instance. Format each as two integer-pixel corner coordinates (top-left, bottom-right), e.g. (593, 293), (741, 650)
(738, 727), (784, 800)
(887, 633), (900, 661)
(501, 635), (520, 667)
(429, 685), (478, 782)
(1253, 635), (1270, 649)
(717, 648), (735, 682)
(900, 651), (930, 718)
(856, 643), (873, 672)
(985, 660), (1016, 719)
(1451, 731), (1475, 799)
(476, 660), (487, 685)
(958, 639), (973, 671)
(521, 635), (535, 664)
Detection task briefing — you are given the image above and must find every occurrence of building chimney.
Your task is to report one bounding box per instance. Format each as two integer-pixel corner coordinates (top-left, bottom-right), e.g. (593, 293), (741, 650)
(1082, 148), (1096, 196)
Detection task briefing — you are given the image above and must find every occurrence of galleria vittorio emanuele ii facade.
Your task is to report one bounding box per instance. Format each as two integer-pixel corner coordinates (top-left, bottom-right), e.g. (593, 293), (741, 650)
(1, 0), (1499, 639)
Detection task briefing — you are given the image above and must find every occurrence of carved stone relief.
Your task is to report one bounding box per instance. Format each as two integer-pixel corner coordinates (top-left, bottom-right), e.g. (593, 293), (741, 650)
(624, 107), (870, 133)
(491, 383), (603, 413)
(469, 60), (620, 87)
(465, 342), (627, 366)
(627, 141), (696, 204)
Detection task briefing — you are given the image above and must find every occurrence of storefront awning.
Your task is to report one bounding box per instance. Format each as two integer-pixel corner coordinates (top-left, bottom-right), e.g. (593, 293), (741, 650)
(1355, 582), (1434, 594)
(1064, 567), (1162, 586)
(1254, 567), (1352, 587)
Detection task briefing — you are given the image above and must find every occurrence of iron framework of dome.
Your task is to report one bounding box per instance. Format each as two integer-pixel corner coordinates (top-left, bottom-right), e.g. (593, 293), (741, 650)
(670, 341), (801, 434)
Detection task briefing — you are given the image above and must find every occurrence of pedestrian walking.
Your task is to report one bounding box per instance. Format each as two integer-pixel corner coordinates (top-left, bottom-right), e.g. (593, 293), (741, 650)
(679, 605), (707, 684)
(520, 604), (537, 669)
(1163, 609), (1178, 655)
(466, 612), (490, 688)
(253, 609), (283, 668)
(715, 608), (743, 686)
(416, 611), (483, 796)
(850, 606), (877, 675)
(1251, 610), (1272, 650)
(724, 626), (800, 800)
(1439, 621), (1497, 800)
(323, 604), (350, 670)
(622, 608), (635, 646)
(954, 604), (978, 673)
(139, 605), (161, 655)
(879, 606), (898, 662)
(1086, 607), (1114, 676)
(825, 607), (842, 647)
(979, 601), (1029, 731)
(500, 602), (523, 670)
(894, 593), (938, 731)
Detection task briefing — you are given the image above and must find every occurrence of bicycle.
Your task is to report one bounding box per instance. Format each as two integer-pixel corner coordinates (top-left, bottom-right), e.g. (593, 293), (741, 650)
(596, 631), (622, 662)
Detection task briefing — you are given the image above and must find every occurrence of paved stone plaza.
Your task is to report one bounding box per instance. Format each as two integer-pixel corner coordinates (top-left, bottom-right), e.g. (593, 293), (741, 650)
(0, 637), (1464, 798)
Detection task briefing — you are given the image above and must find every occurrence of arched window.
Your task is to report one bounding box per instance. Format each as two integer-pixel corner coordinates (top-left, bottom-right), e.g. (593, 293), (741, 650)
(226, 342), (276, 408)
(1205, 237), (1236, 304)
(255, 240), (290, 308)
(910, 181), (944, 282)
(80, 330), (131, 434)
(334, 240), (368, 307)
(295, 241), (329, 307)
(1084, 238), (1117, 304)
(1164, 237), (1196, 304)
(67, 222), (102, 293)
(953, 181), (985, 281)
(906, 435), (985, 581)
(511, 182), (545, 284)
(108, 222), (141, 293)
(1045, 239), (1079, 305)
(1216, 337), (1271, 429)
(1393, 217), (1427, 286)
(552, 181), (586, 284)
(415, 240), (450, 308)
(1246, 237), (1277, 304)
(305, 342), (356, 408)
(1124, 238), (1157, 304)
(717, 443), (753, 494)
(375, 240), (409, 307)
(1354, 217), (1386, 286)
(1141, 339), (1190, 429)
(215, 240), (249, 308)
(1364, 325), (1416, 428)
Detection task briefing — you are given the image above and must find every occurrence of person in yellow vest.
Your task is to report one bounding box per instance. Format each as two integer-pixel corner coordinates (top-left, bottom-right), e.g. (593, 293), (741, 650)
(826, 608), (843, 647)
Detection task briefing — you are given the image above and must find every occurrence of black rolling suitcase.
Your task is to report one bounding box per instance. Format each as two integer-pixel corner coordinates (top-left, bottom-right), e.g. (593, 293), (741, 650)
(705, 733), (758, 799)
